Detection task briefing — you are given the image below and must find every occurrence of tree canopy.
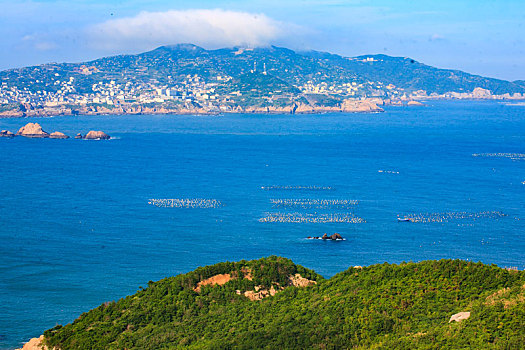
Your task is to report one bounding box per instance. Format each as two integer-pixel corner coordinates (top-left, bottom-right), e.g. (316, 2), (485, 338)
(43, 257), (525, 349)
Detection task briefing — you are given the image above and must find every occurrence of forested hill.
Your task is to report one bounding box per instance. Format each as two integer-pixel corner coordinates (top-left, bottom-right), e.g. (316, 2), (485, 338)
(41, 257), (525, 349)
(2, 44), (524, 99)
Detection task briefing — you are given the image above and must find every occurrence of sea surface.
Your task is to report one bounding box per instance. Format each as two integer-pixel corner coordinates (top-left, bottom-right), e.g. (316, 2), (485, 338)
(0, 100), (524, 349)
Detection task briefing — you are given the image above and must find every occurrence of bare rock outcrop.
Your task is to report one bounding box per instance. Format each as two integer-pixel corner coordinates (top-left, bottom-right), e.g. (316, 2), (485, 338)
(341, 99), (384, 113)
(49, 131), (69, 139)
(0, 130), (15, 137)
(243, 285), (281, 301)
(289, 273), (317, 287)
(472, 87), (492, 98)
(84, 130), (110, 140)
(75, 133), (83, 139)
(294, 104), (316, 113)
(239, 273), (317, 301)
(407, 100), (424, 106)
(16, 123), (49, 138)
(195, 269), (315, 301)
(449, 311), (471, 323)
(16, 335), (49, 350)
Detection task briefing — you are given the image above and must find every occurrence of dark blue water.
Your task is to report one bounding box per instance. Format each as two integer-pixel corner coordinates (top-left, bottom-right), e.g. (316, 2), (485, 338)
(0, 101), (524, 349)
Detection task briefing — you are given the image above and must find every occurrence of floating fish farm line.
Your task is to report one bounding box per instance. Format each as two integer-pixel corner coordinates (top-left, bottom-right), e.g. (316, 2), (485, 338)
(402, 211), (506, 223)
(472, 153), (525, 160)
(378, 170), (400, 174)
(270, 198), (359, 209)
(259, 212), (365, 223)
(148, 198), (222, 208)
(261, 186), (334, 191)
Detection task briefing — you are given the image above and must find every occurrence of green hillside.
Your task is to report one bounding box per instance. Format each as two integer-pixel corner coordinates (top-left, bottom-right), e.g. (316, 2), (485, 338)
(2, 44), (524, 98)
(42, 257), (525, 349)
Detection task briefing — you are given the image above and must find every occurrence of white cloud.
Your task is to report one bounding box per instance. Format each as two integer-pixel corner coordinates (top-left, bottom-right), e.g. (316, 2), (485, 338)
(88, 9), (287, 51)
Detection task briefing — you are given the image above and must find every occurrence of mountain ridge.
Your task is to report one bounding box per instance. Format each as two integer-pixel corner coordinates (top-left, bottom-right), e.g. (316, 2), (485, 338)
(1, 44), (524, 117)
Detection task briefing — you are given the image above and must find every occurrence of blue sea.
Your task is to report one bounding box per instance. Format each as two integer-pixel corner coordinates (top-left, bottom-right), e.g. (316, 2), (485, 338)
(0, 100), (524, 349)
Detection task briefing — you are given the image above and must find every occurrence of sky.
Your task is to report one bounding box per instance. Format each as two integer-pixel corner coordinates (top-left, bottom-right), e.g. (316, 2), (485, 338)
(1, 0), (524, 80)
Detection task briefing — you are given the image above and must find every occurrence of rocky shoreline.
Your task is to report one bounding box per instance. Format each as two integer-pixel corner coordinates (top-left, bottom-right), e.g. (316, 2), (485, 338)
(5, 92), (525, 118)
(1, 123), (110, 140)
(0, 99), (385, 118)
(16, 335), (46, 350)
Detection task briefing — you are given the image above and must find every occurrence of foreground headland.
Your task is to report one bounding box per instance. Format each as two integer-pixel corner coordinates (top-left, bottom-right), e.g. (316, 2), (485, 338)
(18, 257), (524, 349)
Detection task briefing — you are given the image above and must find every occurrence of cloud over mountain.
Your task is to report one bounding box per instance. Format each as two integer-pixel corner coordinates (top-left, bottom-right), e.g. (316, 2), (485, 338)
(88, 9), (285, 51)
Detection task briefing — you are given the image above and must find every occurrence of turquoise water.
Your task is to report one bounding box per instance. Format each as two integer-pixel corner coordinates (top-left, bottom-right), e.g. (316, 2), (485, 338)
(0, 100), (524, 349)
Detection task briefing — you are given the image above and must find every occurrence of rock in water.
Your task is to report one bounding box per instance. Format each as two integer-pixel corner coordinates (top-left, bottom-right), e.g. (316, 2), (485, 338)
(16, 123), (49, 138)
(75, 133), (83, 139)
(16, 335), (49, 350)
(84, 130), (110, 140)
(319, 233), (344, 240)
(49, 131), (69, 139)
(0, 130), (15, 137)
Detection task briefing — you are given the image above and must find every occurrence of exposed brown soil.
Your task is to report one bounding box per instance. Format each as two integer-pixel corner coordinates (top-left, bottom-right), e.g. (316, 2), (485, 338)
(194, 273), (232, 292)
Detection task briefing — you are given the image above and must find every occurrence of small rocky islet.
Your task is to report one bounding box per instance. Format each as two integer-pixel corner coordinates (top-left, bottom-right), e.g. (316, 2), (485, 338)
(307, 233), (345, 240)
(0, 123), (110, 140)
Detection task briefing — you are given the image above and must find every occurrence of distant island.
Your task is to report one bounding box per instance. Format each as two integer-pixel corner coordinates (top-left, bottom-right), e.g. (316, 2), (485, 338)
(1, 44), (525, 118)
(18, 257), (524, 349)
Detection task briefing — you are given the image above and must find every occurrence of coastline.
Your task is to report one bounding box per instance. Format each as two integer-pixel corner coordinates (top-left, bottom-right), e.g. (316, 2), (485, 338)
(15, 336), (45, 350)
(0, 99), (384, 118)
(2, 95), (524, 119)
